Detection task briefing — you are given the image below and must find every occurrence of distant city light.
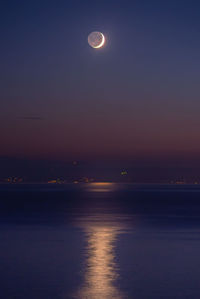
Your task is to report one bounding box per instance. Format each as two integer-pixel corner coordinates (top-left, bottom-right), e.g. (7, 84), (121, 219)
(121, 170), (127, 176)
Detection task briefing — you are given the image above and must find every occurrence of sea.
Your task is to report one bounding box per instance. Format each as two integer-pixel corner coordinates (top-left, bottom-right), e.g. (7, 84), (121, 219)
(1, 183), (200, 299)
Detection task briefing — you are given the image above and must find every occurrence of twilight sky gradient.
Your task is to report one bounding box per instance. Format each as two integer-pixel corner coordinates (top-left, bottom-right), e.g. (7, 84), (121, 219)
(1, 0), (200, 169)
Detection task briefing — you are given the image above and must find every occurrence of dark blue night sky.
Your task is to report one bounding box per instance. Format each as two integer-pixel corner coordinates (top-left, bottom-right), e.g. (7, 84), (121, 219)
(1, 0), (200, 179)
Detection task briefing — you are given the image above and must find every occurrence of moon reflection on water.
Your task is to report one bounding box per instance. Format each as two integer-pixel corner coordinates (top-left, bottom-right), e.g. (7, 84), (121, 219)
(76, 221), (124, 299)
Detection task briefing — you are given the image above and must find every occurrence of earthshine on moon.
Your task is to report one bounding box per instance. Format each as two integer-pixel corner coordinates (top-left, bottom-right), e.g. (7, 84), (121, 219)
(88, 32), (105, 49)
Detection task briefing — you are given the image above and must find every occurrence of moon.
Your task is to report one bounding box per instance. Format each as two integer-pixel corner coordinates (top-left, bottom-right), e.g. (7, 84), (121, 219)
(88, 32), (105, 49)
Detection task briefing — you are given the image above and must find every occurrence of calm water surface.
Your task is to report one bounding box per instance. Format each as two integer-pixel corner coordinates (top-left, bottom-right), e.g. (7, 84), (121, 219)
(1, 183), (200, 298)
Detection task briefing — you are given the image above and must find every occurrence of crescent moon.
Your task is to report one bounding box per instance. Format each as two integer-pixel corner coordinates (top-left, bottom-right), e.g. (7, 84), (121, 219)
(93, 33), (105, 49)
(88, 32), (106, 49)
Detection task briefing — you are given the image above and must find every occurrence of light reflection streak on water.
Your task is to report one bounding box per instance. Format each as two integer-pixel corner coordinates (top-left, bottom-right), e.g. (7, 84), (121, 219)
(83, 182), (120, 193)
(75, 216), (126, 299)
(73, 182), (127, 299)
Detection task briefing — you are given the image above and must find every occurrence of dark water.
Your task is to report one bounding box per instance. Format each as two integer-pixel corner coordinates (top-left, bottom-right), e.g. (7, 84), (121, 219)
(1, 183), (200, 299)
